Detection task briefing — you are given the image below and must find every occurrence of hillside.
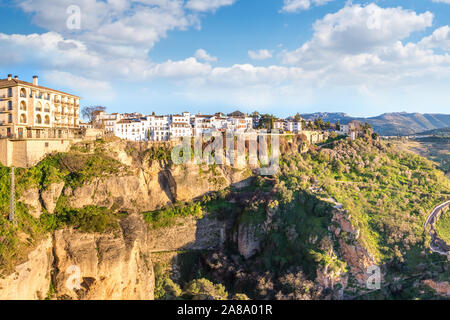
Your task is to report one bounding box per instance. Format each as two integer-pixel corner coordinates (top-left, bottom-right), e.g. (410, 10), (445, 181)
(301, 112), (450, 136)
(416, 127), (450, 136)
(0, 135), (449, 300)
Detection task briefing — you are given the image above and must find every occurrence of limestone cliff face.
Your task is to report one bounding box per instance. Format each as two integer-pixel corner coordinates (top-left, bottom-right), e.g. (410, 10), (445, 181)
(20, 182), (66, 218)
(0, 215), (154, 300)
(41, 182), (65, 214)
(236, 222), (261, 259)
(19, 187), (42, 219)
(330, 209), (378, 285)
(0, 236), (53, 300)
(149, 215), (228, 252)
(18, 140), (252, 216)
(62, 162), (247, 213)
(52, 214), (154, 300)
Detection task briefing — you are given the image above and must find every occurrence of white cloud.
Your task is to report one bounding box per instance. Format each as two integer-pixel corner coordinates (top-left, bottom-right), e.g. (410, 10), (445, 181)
(44, 70), (113, 98)
(419, 26), (450, 51)
(248, 49), (273, 60)
(281, 0), (335, 13)
(281, 4), (434, 66)
(194, 49), (218, 62)
(149, 57), (212, 78)
(432, 0), (450, 4)
(16, 0), (200, 59)
(4, 2), (450, 114)
(185, 0), (237, 12)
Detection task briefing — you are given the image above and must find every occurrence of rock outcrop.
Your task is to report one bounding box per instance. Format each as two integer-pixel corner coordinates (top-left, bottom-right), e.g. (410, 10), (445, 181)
(52, 214), (154, 300)
(236, 222), (261, 259)
(19, 187), (42, 219)
(0, 215), (154, 300)
(422, 279), (450, 298)
(330, 209), (378, 285)
(0, 236), (53, 300)
(41, 182), (65, 214)
(149, 215), (228, 252)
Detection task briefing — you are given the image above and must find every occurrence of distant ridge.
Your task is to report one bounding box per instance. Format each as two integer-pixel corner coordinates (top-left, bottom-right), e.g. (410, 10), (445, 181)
(415, 127), (450, 136)
(300, 112), (450, 136)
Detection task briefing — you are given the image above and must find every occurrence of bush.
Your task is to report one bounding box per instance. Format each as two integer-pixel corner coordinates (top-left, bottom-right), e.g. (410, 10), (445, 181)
(142, 202), (203, 229)
(184, 278), (228, 300)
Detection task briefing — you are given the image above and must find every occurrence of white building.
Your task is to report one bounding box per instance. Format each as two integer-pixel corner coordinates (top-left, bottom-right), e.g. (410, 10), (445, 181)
(338, 124), (350, 135)
(170, 122), (192, 138)
(285, 121), (302, 133)
(114, 118), (148, 141)
(94, 111), (122, 133)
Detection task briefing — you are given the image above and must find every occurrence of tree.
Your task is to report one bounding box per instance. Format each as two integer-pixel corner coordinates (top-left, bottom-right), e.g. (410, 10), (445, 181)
(185, 278), (228, 300)
(81, 106), (106, 123)
(314, 116), (324, 130)
(301, 119), (307, 130)
(335, 120), (341, 131)
(295, 113), (301, 122)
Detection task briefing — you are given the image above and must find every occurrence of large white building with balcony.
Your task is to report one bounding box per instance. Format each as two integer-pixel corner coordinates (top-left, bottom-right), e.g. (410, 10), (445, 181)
(0, 74), (80, 140)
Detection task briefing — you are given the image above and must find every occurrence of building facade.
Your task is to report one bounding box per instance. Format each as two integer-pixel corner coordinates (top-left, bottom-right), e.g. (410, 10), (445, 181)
(0, 74), (80, 140)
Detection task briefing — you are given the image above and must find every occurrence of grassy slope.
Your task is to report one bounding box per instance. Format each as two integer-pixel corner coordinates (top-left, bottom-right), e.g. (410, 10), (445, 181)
(436, 211), (450, 243)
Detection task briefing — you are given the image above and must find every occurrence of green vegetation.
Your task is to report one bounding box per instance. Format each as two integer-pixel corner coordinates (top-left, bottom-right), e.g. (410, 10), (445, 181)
(41, 203), (121, 234)
(142, 202), (203, 229)
(17, 149), (123, 191)
(184, 278), (228, 300)
(436, 210), (450, 243)
(154, 262), (183, 300)
(278, 137), (449, 263)
(0, 202), (48, 274)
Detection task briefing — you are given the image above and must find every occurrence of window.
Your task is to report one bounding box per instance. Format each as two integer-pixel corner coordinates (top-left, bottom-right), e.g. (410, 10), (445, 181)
(7, 88), (12, 97)
(20, 101), (27, 111)
(20, 88), (26, 98)
(8, 101), (12, 110)
(36, 114), (42, 124)
(20, 114), (27, 124)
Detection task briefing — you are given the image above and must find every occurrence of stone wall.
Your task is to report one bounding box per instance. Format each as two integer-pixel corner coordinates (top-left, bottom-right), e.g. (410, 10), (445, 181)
(0, 138), (76, 167)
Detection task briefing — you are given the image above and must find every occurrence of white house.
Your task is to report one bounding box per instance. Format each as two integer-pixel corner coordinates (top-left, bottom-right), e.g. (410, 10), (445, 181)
(285, 121), (302, 133)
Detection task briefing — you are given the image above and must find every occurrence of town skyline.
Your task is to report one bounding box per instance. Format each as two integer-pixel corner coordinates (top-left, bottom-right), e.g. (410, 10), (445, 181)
(1, 0), (450, 117)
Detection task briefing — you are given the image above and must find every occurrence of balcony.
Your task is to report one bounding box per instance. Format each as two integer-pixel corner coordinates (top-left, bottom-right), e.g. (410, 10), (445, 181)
(0, 94), (12, 100)
(0, 107), (13, 113)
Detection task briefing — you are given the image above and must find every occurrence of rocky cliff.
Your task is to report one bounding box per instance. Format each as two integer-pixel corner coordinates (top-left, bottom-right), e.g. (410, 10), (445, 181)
(2, 140), (251, 300)
(0, 236), (53, 300)
(52, 214), (153, 300)
(0, 215), (154, 300)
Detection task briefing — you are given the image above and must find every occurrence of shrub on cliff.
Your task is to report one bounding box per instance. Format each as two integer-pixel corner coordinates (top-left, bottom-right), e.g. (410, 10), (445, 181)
(142, 202), (203, 229)
(184, 278), (228, 300)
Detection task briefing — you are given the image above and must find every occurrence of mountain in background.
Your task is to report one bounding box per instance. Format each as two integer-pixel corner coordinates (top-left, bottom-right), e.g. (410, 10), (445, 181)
(415, 127), (450, 136)
(300, 112), (450, 136)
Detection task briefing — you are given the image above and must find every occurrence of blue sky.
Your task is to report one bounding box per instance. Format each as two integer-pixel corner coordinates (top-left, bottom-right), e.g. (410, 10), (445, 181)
(0, 0), (450, 118)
